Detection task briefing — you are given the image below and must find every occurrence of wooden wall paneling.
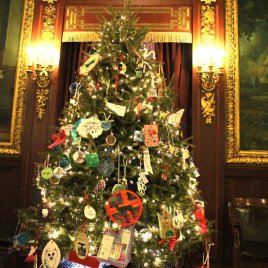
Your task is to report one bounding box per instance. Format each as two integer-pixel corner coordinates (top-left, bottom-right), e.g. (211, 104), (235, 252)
(0, 157), (21, 238)
(192, 0), (225, 265)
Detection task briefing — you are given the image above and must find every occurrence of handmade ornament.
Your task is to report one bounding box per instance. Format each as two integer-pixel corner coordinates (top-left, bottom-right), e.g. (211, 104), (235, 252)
(72, 150), (86, 164)
(144, 124), (159, 147)
(94, 179), (106, 194)
(84, 205), (96, 220)
(98, 157), (115, 177)
(76, 115), (103, 139)
(172, 207), (185, 229)
(41, 240), (61, 268)
(97, 226), (134, 268)
(60, 154), (72, 171)
(106, 190), (143, 226)
(137, 172), (149, 196)
(41, 167), (53, 180)
(158, 212), (176, 240)
(117, 62), (127, 74)
(68, 250), (99, 267)
(53, 167), (65, 179)
(48, 129), (66, 149)
(13, 232), (30, 248)
(72, 119), (84, 140)
(85, 153), (99, 167)
(167, 109), (185, 127)
(106, 101), (127, 117)
(112, 183), (126, 193)
(133, 130), (144, 142)
(106, 133), (117, 146)
(101, 121), (112, 131)
(143, 148), (153, 175)
(69, 82), (80, 95)
(86, 80), (97, 95)
(79, 52), (100, 76)
(194, 201), (208, 234)
(189, 159), (200, 177)
(74, 232), (90, 259)
(61, 124), (73, 136)
(139, 228), (152, 242)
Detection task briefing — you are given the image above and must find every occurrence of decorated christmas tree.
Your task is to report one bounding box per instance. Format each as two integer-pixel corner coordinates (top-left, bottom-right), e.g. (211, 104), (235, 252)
(16, 3), (211, 268)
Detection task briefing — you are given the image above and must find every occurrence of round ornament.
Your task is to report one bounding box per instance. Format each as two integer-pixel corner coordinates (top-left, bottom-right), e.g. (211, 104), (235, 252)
(112, 183), (126, 193)
(118, 61), (127, 74)
(106, 134), (116, 146)
(53, 167), (66, 179)
(50, 176), (60, 185)
(106, 190), (143, 226)
(94, 179), (106, 194)
(84, 205), (96, 219)
(73, 150), (86, 164)
(60, 154), (71, 171)
(41, 167), (53, 180)
(74, 232), (90, 260)
(41, 240), (61, 268)
(98, 157), (115, 177)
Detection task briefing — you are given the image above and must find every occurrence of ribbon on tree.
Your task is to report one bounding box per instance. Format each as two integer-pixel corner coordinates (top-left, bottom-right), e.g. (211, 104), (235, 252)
(47, 129), (66, 149)
(159, 237), (178, 251)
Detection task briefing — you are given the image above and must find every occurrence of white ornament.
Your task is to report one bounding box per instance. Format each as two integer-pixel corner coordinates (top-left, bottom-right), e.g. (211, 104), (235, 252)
(41, 240), (61, 268)
(105, 101), (127, 117)
(84, 205), (96, 219)
(167, 109), (184, 127)
(143, 148), (153, 175)
(76, 115), (103, 139)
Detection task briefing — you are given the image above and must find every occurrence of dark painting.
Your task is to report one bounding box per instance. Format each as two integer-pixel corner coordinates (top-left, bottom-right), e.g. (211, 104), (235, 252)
(238, 0), (268, 150)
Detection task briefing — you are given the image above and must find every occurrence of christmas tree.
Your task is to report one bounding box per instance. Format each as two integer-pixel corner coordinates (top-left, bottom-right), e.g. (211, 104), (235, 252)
(16, 3), (210, 268)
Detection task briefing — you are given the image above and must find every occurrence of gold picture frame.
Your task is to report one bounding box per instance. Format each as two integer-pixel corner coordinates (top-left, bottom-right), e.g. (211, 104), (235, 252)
(0, 0), (34, 154)
(225, 0), (268, 164)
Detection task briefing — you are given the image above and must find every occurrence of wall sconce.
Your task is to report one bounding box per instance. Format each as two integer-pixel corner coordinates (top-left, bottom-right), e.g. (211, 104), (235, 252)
(26, 44), (56, 120)
(195, 47), (224, 124)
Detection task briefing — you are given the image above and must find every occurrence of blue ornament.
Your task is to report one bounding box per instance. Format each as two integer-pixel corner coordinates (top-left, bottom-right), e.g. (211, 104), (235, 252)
(101, 121), (112, 131)
(13, 232), (30, 247)
(60, 154), (71, 171)
(98, 157), (115, 177)
(69, 82), (80, 95)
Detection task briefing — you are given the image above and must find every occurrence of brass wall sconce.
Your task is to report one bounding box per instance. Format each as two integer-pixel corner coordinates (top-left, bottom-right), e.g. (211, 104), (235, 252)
(26, 45), (55, 120)
(196, 49), (224, 125)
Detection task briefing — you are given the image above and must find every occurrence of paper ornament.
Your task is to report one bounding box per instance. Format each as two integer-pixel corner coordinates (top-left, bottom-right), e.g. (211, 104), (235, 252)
(98, 157), (115, 177)
(85, 153), (99, 167)
(74, 232), (90, 259)
(94, 179), (106, 194)
(68, 250), (100, 267)
(106, 101), (127, 117)
(41, 167), (53, 180)
(72, 150), (86, 164)
(143, 148), (153, 175)
(137, 172), (149, 196)
(76, 116), (103, 139)
(167, 109), (185, 127)
(79, 53), (100, 76)
(84, 205), (96, 220)
(97, 226), (134, 268)
(41, 240), (61, 268)
(133, 130), (144, 142)
(53, 167), (65, 179)
(158, 213), (176, 240)
(106, 190), (143, 226)
(144, 124), (159, 147)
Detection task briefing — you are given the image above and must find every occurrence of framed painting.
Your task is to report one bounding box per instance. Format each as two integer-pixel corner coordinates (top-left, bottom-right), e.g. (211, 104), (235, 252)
(226, 0), (268, 164)
(0, 0), (34, 154)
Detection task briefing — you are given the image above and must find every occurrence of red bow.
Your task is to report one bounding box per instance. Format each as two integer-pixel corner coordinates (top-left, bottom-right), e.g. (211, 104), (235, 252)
(48, 129), (66, 149)
(159, 237), (178, 251)
(194, 203), (208, 234)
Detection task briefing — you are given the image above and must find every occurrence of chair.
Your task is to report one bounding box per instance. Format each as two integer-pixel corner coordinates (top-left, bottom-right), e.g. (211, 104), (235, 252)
(228, 198), (268, 268)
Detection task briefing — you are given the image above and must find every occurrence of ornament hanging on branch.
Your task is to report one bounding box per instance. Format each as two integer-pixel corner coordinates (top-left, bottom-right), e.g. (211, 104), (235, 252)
(79, 52), (100, 76)
(41, 240), (61, 268)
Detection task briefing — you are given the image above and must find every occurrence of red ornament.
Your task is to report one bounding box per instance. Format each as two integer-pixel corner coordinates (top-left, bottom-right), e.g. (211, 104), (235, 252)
(48, 129), (66, 149)
(106, 190), (143, 226)
(144, 125), (159, 147)
(68, 250), (99, 268)
(194, 202), (208, 234)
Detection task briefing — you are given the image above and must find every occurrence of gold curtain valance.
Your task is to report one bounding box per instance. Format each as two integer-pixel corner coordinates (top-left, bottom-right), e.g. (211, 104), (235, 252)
(62, 6), (192, 43)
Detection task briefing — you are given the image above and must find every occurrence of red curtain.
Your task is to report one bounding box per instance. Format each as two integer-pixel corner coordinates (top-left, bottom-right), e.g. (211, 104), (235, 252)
(155, 43), (192, 137)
